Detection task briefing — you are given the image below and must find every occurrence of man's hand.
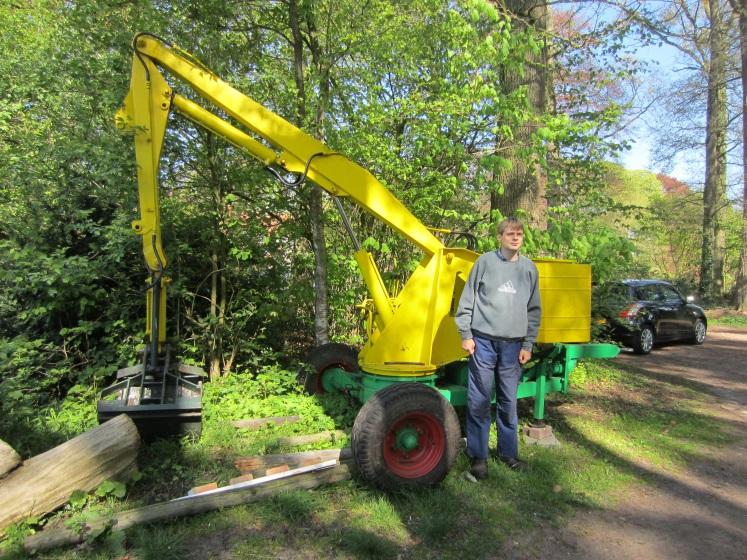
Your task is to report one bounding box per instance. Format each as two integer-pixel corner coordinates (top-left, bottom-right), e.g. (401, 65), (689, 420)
(461, 338), (476, 355)
(518, 349), (532, 365)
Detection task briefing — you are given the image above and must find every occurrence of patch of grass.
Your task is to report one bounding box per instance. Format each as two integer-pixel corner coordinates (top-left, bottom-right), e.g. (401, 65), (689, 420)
(708, 314), (747, 328)
(271, 489), (319, 522)
(552, 360), (737, 477)
(128, 525), (189, 560)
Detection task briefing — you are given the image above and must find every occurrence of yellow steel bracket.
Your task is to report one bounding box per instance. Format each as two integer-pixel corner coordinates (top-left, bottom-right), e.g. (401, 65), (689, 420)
(116, 52), (171, 273)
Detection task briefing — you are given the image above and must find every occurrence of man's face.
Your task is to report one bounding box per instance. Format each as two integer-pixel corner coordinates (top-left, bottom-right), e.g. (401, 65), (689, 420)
(500, 226), (524, 252)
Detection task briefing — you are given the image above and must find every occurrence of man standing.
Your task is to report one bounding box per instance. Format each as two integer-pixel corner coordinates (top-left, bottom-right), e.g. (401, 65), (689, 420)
(455, 217), (541, 480)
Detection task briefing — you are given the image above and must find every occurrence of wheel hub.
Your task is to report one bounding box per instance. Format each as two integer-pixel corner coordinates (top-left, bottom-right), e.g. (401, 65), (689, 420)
(641, 329), (653, 352)
(382, 411), (445, 479)
(695, 321), (706, 342)
(395, 426), (420, 452)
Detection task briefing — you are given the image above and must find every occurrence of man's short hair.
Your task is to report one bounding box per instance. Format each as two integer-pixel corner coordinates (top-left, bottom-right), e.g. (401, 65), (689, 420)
(497, 217), (524, 235)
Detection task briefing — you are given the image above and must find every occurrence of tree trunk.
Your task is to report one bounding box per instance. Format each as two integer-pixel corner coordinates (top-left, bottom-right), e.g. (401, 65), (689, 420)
(289, 0), (330, 345)
(0, 414), (140, 533)
(729, 0), (747, 310)
(700, 0), (730, 301)
(309, 184), (330, 345)
(491, 0), (550, 227)
(206, 133), (227, 378)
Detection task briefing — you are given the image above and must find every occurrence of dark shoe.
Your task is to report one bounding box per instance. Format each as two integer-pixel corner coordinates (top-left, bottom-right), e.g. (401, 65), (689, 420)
(499, 456), (527, 472)
(470, 458), (488, 480)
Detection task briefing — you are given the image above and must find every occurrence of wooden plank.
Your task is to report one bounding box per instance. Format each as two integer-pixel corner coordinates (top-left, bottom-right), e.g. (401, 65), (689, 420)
(265, 464), (289, 476)
(0, 414), (140, 533)
(274, 430), (348, 447)
(174, 460), (338, 501)
(187, 482), (218, 496)
(234, 447), (352, 473)
(228, 473), (254, 485)
(231, 415), (300, 430)
(24, 463), (351, 554)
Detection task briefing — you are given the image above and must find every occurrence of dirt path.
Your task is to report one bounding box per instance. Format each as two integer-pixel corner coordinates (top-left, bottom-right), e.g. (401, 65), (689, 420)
(506, 326), (747, 560)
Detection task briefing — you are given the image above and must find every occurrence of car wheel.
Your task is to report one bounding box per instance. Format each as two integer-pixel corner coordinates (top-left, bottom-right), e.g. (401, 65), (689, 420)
(632, 325), (654, 354)
(689, 318), (706, 345)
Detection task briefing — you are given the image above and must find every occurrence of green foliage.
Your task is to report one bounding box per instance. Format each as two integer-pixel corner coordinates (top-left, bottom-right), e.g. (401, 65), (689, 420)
(95, 480), (127, 500)
(0, 334), (99, 455)
(66, 480), (127, 513)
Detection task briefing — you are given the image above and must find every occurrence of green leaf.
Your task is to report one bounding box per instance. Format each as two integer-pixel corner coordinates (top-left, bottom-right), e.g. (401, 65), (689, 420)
(112, 481), (127, 498)
(69, 490), (88, 508)
(95, 480), (115, 497)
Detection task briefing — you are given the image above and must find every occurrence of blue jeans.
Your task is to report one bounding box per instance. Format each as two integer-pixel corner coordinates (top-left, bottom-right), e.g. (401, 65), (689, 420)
(466, 335), (522, 460)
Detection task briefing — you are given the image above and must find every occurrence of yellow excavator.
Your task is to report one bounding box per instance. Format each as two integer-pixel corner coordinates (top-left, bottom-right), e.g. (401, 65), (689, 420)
(98, 33), (618, 489)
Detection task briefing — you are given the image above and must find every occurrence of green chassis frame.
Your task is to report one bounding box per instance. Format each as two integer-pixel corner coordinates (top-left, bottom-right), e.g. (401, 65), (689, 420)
(319, 342), (620, 421)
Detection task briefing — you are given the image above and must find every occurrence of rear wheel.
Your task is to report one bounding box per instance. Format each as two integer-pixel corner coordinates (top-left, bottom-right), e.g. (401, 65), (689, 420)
(632, 325), (654, 354)
(352, 383), (461, 490)
(689, 318), (706, 345)
(299, 343), (358, 395)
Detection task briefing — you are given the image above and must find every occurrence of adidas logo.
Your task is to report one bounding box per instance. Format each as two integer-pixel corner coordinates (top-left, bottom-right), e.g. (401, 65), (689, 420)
(498, 280), (517, 294)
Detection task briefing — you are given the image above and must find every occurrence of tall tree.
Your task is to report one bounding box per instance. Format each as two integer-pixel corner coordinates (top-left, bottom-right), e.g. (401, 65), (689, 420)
(701, 0), (731, 299)
(287, 0), (331, 346)
(611, 0), (739, 300)
(490, 1), (551, 225)
(728, 0), (747, 309)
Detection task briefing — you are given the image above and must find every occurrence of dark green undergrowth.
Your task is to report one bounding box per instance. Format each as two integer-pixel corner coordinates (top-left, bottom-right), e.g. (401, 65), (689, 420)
(0, 358), (736, 560)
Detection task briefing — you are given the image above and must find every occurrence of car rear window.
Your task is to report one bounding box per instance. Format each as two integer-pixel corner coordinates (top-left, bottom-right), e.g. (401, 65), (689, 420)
(659, 285), (682, 301)
(598, 283), (631, 303)
(635, 284), (661, 301)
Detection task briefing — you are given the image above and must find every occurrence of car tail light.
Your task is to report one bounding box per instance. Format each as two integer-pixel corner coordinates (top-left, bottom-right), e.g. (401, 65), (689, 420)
(619, 303), (644, 319)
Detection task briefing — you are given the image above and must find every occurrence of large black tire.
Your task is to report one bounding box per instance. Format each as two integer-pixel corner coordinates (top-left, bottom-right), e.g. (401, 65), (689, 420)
(352, 383), (461, 491)
(631, 325), (655, 354)
(688, 318), (707, 345)
(299, 343), (358, 395)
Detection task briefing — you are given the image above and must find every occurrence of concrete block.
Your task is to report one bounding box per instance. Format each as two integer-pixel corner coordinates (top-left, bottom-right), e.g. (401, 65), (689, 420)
(522, 424), (561, 447)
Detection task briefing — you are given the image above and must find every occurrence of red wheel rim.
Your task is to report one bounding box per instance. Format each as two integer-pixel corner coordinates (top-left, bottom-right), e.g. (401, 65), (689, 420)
(382, 412), (445, 478)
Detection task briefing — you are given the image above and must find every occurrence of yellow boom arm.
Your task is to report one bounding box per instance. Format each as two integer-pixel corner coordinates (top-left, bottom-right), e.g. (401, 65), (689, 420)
(117, 33), (478, 375)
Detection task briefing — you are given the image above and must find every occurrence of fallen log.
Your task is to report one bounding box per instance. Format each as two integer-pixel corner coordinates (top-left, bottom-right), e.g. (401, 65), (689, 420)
(24, 463), (351, 554)
(234, 447), (353, 473)
(0, 438), (21, 479)
(274, 430), (348, 448)
(0, 414), (140, 534)
(231, 415), (300, 430)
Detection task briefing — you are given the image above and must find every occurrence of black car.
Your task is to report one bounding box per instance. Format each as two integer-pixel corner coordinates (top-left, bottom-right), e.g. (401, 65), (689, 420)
(595, 280), (707, 354)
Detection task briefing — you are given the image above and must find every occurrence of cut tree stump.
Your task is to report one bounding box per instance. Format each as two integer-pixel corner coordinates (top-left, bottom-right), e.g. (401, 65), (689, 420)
(0, 414), (140, 534)
(231, 415), (300, 430)
(0, 439), (21, 479)
(234, 448), (352, 474)
(24, 463), (351, 554)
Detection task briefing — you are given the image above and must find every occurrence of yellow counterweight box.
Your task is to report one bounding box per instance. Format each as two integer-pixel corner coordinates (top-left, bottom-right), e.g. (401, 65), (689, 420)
(534, 259), (591, 344)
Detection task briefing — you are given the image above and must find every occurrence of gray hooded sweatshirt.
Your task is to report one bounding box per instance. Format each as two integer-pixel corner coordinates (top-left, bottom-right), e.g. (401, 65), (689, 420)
(455, 251), (541, 351)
